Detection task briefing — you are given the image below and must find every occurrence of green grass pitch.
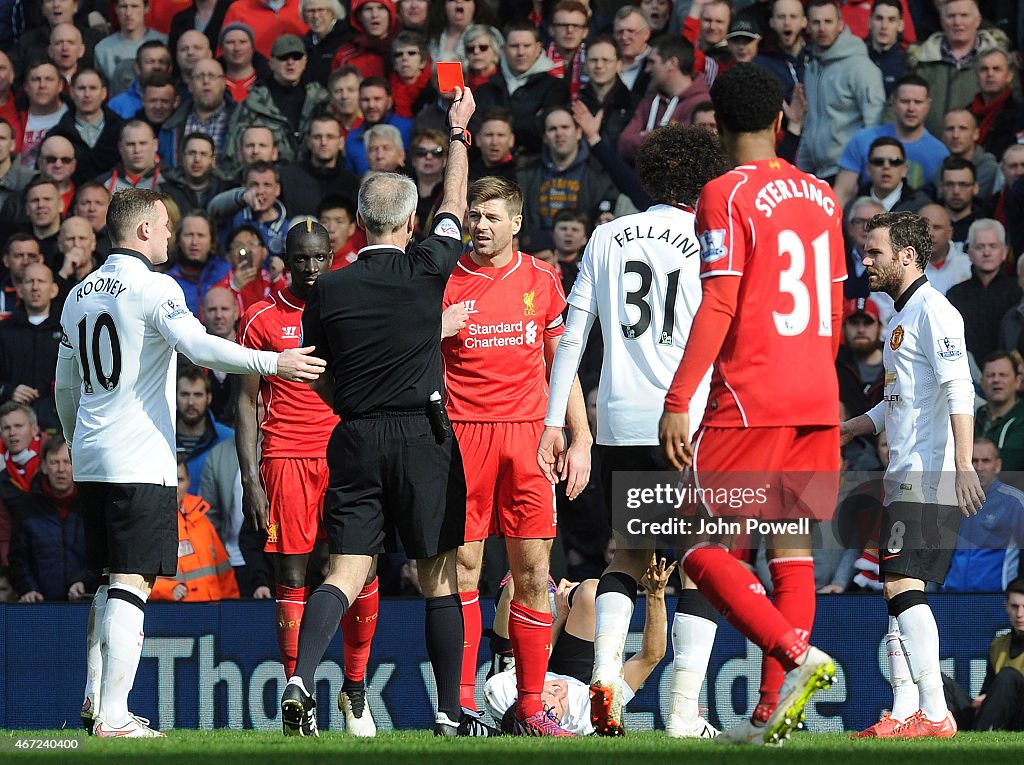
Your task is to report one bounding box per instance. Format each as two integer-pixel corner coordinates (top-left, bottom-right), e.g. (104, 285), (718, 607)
(3, 730), (1024, 765)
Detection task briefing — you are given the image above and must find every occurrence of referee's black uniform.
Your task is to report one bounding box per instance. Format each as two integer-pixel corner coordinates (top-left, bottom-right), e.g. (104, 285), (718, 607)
(302, 214), (467, 559)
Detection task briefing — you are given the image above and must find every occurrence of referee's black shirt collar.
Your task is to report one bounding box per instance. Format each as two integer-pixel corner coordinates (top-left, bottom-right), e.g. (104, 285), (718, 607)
(357, 243), (406, 260)
(893, 274), (928, 313)
(108, 247), (155, 271)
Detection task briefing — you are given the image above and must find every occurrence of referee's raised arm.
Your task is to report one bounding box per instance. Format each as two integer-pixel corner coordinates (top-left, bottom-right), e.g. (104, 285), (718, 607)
(435, 86), (476, 223)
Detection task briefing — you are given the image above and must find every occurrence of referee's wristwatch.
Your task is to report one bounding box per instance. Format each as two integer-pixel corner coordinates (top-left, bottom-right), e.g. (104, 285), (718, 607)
(449, 127), (472, 147)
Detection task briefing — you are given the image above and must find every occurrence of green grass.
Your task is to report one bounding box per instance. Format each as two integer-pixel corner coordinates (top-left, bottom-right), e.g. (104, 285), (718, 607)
(2, 730), (1023, 765)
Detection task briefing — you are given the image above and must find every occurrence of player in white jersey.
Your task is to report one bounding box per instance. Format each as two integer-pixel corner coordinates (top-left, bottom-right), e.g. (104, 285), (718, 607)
(484, 557), (676, 735)
(841, 211), (985, 739)
(55, 189), (324, 738)
(541, 125), (725, 737)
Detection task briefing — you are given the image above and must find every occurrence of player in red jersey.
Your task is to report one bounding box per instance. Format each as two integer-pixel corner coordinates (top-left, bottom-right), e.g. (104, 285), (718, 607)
(658, 64), (844, 745)
(236, 221), (379, 737)
(441, 176), (591, 737)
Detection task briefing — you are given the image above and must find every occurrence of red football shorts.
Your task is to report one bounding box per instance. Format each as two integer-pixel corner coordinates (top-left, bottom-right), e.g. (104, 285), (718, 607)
(691, 425), (840, 521)
(455, 420), (557, 541)
(260, 457), (329, 554)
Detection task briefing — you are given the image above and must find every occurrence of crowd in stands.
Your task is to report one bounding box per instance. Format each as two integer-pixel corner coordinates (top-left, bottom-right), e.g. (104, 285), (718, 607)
(0, 0), (1023, 602)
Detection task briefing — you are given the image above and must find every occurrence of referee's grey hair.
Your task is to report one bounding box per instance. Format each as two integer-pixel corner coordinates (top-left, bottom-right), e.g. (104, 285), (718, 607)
(358, 173), (417, 236)
(363, 123), (403, 153)
(966, 218), (1007, 249)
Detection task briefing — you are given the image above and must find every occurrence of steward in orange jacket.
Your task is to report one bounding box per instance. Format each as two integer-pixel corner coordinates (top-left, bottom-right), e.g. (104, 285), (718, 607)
(151, 492), (240, 602)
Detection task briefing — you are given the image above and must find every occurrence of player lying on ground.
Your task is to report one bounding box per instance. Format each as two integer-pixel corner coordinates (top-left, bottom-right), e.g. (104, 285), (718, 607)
(483, 556), (686, 735)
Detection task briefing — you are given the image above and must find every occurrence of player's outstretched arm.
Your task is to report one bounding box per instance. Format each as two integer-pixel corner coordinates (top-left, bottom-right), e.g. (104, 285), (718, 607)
(623, 555), (676, 691)
(235, 373), (270, 533)
(275, 346), (326, 382)
(435, 86), (476, 223)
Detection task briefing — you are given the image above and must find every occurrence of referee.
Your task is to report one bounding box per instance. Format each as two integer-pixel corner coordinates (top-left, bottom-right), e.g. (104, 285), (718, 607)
(281, 87), (477, 737)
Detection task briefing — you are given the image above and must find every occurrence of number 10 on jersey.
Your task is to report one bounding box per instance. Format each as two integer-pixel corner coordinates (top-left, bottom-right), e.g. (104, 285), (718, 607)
(77, 312), (122, 393)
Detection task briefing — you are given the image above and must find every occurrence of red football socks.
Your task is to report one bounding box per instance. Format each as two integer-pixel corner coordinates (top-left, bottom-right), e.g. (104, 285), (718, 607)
(275, 583), (308, 679)
(683, 545), (807, 671)
(459, 590), (482, 710)
(509, 600), (552, 719)
(756, 558), (816, 722)
(341, 577), (379, 683)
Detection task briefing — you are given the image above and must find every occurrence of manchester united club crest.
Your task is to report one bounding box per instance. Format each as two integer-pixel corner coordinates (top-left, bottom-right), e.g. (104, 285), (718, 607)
(267, 522), (279, 543)
(890, 325), (904, 350)
(523, 290), (536, 316)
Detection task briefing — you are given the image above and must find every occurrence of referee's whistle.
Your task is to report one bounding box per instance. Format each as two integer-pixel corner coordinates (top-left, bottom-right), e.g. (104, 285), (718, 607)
(426, 391), (453, 443)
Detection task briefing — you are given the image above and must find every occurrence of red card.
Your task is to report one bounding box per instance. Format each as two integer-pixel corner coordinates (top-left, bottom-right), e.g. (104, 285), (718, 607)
(437, 61), (465, 94)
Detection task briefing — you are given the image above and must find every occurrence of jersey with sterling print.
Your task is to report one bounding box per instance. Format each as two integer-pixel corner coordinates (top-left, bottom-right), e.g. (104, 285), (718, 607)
(58, 249), (276, 486)
(569, 204), (709, 445)
(695, 158), (846, 427)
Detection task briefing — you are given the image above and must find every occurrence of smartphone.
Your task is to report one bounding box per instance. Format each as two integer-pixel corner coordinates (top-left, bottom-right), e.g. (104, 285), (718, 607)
(437, 61), (465, 94)
(238, 247), (251, 268)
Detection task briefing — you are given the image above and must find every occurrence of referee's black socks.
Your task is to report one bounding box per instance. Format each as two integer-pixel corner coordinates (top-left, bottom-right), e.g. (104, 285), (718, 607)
(294, 584), (350, 689)
(425, 594), (464, 720)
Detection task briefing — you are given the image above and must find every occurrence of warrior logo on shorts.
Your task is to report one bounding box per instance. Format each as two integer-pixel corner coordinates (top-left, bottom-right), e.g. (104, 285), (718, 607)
(890, 325), (904, 350)
(267, 522), (279, 543)
(523, 290), (536, 316)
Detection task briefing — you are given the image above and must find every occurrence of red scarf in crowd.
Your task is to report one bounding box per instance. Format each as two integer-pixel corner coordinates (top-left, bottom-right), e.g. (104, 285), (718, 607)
(546, 43), (586, 100)
(42, 477), (77, 522)
(2, 436), (42, 493)
(468, 66), (496, 89)
(970, 88), (1012, 146)
(390, 62), (433, 119)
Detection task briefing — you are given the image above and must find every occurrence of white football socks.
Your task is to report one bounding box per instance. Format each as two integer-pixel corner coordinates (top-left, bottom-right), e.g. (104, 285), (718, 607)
(98, 584), (149, 727)
(592, 590), (635, 681)
(83, 585), (109, 710)
(670, 611), (717, 721)
(896, 604), (947, 721)
(885, 616), (918, 721)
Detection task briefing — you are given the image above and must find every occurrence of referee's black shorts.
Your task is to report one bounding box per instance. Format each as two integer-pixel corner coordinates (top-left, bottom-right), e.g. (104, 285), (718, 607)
(79, 481), (178, 577)
(323, 410), (466, 559)
(879, 500), (963, 585)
